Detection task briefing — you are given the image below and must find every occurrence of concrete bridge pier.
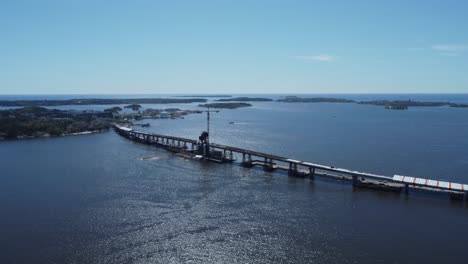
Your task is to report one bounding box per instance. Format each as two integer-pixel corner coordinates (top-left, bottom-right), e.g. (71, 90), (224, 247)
(352, 175), (358, 186)
(241, 153), (253, 167)
(288, 163), (300, 177)
(309, 167), (315, 179)
(263, 157), (275, 172)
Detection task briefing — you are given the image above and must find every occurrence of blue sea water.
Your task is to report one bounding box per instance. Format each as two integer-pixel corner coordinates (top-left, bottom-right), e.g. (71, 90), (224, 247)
(0, 94), (467, 263)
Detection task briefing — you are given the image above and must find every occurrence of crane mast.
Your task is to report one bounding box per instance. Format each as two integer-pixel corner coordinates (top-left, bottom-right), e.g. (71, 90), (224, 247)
(199, 107), (219, 158)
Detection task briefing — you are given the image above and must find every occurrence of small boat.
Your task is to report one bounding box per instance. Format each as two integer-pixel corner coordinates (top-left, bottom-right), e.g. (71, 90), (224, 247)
(229, 121), (235, 124)
(193, 155), (203, 160)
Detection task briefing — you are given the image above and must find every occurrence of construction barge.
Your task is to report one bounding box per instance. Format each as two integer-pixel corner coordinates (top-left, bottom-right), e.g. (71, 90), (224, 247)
(114, 125), (468, 202)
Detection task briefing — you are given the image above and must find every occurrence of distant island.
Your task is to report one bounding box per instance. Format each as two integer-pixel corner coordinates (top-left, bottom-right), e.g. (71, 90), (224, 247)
(277, 97), (355, 103)
(215, 97), (273, 102)
(449, 103), (468, 108)
(123, 104), (142, 111)
(174, 95), (232, 98)
(275, 97), (468, 110)
(0, 98), (207, 107)
(104, 106), (123, 113)
(198, 103), (252, 109)
(359, 100), (468, 109)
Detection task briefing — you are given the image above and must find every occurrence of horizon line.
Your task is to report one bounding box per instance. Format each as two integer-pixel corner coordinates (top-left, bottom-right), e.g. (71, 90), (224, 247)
(1, 92), (468, 96)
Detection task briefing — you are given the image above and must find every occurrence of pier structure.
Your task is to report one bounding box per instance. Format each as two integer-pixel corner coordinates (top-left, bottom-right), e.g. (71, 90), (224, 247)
(114, 125), (468, 201)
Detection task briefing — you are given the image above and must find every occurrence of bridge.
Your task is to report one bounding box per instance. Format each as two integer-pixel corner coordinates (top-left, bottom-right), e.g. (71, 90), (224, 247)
(114, 125), (468, 201)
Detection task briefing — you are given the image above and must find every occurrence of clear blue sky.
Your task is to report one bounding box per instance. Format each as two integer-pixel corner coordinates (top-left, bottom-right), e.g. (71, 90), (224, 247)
(1, 0), (467, 94)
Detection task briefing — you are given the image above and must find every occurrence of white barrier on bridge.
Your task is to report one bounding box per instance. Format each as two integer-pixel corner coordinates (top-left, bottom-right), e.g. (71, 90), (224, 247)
(393, 175), (467, 191)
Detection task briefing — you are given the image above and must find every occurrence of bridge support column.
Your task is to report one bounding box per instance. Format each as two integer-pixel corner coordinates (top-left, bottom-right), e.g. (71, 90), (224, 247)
(263, 158), (275, 172)
(288, 163), (299, 176)
(404, 183), (409, 195)
(309, 167), (315, 179)
(241, 153), (253, 167)
(352, 175), (358, 186)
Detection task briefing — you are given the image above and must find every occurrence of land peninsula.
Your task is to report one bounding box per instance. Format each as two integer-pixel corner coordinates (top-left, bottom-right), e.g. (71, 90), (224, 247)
(0, 107), (113, 140)
(0, 106), (202, 140)
(0, 98), (207, 107)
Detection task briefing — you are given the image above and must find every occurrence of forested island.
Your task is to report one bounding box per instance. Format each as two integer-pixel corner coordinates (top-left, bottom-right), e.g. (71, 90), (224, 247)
(277, 97), (355, 103)
(276, 97), (468, 110)
(359, 100), (468, 109)
(198, 103), (252, 109)
(0, 98), (207, 107)
(124, 104), (142, 111)
(215, 97), (273, 102)
(174, 95), (232, 98)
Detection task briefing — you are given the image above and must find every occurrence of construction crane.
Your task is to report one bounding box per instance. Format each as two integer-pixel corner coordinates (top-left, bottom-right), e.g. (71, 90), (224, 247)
(198, 107), (219, 157)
